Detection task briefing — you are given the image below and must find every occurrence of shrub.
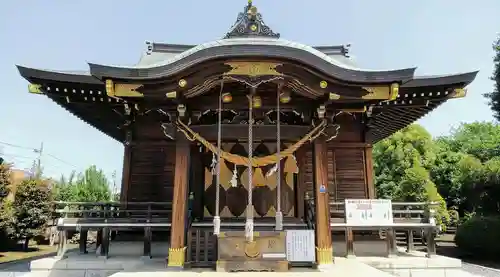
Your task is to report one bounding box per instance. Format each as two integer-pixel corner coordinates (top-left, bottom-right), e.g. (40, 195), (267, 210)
(448, 209), (460, 227)
(455, 216), (500, 258)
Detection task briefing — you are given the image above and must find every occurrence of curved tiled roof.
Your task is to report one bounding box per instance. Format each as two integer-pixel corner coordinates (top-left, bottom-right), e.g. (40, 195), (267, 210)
(88, 38), (416, 83)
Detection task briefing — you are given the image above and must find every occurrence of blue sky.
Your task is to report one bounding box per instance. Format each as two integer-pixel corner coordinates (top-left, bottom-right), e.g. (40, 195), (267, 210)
(0, 0), (498, 185)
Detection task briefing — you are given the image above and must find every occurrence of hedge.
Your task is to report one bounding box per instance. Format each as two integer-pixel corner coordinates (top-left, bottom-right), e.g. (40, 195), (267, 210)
(454, 216), (500, 258)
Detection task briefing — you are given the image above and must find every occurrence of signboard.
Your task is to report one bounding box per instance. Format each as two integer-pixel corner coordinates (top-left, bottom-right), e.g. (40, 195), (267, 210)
(345, 199), (393, 226)
(285, 230), (315, 262)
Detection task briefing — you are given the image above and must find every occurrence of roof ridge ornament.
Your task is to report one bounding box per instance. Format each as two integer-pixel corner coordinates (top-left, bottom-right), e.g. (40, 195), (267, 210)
(224, 0), (280, 39)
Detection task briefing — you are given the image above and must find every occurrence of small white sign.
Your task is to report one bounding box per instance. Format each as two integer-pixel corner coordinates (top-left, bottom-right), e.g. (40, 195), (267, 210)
(345, 199), (393, 226)
(286, 230), (315, 262)
(262, 253), (287, 259)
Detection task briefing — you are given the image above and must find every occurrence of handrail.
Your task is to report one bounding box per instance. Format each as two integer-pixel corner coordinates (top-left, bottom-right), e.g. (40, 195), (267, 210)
(327, 201), (439, 206)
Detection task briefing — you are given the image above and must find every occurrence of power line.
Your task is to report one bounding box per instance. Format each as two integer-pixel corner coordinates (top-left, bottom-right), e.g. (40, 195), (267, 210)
(0, 141), (35, 151)
(0, 141), (77, 169)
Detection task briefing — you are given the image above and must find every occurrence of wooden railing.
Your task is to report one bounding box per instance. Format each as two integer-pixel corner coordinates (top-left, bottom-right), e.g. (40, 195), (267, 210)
(185, 225), (217, 268)
(304, 195), (439, 258)
(52, 201), (173, 258)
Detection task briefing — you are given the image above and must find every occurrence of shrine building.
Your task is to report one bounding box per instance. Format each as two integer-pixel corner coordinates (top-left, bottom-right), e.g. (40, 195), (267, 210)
(17, 0), (477, 270)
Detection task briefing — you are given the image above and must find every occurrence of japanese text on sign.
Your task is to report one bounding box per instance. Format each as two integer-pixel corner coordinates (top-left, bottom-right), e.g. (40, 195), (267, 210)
(345, 199), (393, 226)
(285, 230), (315, 262)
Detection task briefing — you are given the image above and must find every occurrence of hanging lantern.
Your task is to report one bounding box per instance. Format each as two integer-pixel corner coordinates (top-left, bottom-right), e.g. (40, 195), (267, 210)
(279, 91), (291, 104)
(252, 96), (262, 108)
(222, 92), (233, 103)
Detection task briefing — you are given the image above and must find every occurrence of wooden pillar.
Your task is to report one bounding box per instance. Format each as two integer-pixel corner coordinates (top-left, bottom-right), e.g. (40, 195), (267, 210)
(313, 137), (333, 265)
(168, 137), (191, 267)
(120, 144), (132, 203)
(364, 146), (375, 199)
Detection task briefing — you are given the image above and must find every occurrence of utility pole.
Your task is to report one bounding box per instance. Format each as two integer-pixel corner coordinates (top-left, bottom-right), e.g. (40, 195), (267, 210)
(32, 142), (43, 178)
(111, 171), (117, 201)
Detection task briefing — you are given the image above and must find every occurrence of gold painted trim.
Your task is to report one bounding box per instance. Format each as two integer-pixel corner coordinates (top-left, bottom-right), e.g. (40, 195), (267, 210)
(224, 61), (282, 77)
(167, 247), (186, 267)
(105, 79), (144, 97)
(451, 88), (467, 98)
(361, 86), (390, 100)
(316, 247), (334, 265)
(28, 84), (42, 94)
(341, 106), (366, 113)
(178, 79), (187, 88)
(390, 83), (399, 100)
(329, 93), (340, 100)
(166, 91), (177, 98)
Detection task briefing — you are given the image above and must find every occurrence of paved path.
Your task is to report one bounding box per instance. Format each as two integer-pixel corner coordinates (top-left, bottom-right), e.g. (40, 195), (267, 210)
(462, 263), (500, 277)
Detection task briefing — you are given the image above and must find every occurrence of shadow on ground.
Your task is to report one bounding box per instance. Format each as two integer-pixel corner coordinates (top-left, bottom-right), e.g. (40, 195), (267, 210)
(435, 235), (500, 270)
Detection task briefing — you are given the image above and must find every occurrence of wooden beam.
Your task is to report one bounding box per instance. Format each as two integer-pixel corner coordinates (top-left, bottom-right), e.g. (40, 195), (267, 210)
(313, 137), (333, 265)
(328, 142), (372, 148)
(190, 124), (310, 141)
(168, 136), (191, 267)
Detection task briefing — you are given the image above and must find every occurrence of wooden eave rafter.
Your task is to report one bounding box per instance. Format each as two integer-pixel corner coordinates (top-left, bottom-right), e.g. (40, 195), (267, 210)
(365, 80), (473, 143)
(16, 61), (478, 144)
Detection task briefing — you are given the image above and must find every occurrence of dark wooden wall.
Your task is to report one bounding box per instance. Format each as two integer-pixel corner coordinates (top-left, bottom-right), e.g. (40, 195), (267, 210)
(122, 112), (375, 218)
(295, 113), (374, 217)
(124, 141), (176, 202)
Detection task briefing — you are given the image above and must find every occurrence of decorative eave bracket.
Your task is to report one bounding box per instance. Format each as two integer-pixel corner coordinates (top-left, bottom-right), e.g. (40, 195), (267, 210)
(224, 0), (280, 39)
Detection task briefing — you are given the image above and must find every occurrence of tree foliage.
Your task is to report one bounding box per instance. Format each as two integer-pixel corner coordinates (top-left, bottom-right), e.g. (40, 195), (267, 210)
(374, 121), (500, 245)
(0, 159), (11, 204)
(52, 165), (112, 202)
(485, 36), (500, 121)
(6, 179), (51, 249)
(374, 124), (449, 227)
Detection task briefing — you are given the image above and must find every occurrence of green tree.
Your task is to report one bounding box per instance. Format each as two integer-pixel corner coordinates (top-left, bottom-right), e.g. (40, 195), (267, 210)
(7, 179), (51, 250)
(0, 159), (11, 204)
(52, 171), (77, 202)
(72, 166), (111, 202)
(0, 159), (12, 245)
(485, 36), (500, 121)
(445, 122), (500, 162)
(475, 158), (500, 215)
(374, 124), (437, 199)
(373, 124), (449, 228)
(52, 166), (112, 202)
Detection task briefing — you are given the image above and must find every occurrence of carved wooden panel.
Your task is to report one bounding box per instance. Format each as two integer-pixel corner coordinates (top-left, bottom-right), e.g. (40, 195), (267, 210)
(202, 142), (296, 218)
(330, 113), (363, 142)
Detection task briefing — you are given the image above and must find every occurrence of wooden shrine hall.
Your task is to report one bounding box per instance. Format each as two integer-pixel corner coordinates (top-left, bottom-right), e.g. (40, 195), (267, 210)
(17, 0), (477, 271)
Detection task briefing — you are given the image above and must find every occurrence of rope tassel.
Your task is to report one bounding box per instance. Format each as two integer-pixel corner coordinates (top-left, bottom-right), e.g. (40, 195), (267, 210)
(275, 211), (283, 231)
(245, 218), (254, 241)
(213, 216), (221, 235)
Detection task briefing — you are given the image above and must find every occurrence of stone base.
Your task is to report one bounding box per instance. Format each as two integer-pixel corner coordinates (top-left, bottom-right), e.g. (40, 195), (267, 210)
(216, 260), (289, 272)
(355, 247), (478, 277)
(0, 242), (480, 277)
(1, 257), (396, 277)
